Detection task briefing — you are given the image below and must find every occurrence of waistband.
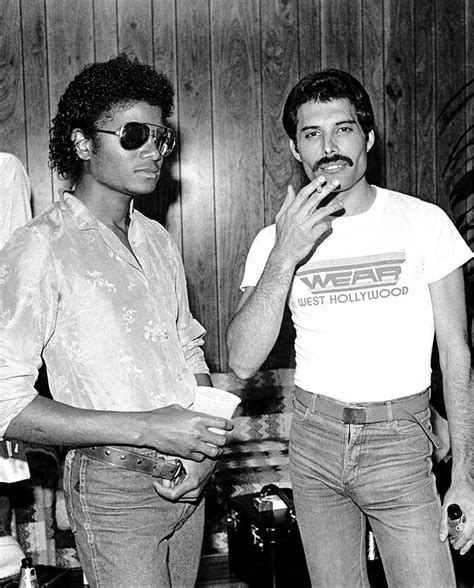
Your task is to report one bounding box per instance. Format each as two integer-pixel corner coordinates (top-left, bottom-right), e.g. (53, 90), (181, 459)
(294, 387), (440, 448)
(77, 446), (183, 480)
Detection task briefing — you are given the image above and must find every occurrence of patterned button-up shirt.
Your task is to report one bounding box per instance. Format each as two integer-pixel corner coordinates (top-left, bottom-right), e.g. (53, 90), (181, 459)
(0, 192), (208, 437)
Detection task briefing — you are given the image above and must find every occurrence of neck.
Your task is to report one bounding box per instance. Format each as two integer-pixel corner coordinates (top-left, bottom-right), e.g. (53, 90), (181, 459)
(337, 177), (375, 216)
(73, 176), (132, 231)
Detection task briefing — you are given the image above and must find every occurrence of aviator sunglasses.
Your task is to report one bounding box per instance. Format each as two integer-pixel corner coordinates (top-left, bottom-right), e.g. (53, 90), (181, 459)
(95, 122), (176, 157)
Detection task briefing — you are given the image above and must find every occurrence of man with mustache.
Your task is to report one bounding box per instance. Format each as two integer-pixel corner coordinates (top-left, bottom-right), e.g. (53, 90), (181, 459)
(227, 69), (473, 587)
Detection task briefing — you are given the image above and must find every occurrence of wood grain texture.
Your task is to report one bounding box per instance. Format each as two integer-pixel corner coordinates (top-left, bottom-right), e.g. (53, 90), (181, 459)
(414, 0), (436, 203)
(435, 0), (466, 215)
(152, 0), (182, 250)
(46, 0), (94, 200)
(384, 0), (415, 194)
(261, 0), (300, 224)
(176, 0), (219, 370)
(320, 0), (363, 76)
(21, 0), (52, 215)
(117, 0), (152, 64)
(298, 0), (322, 76)
(93, 0), (118, 62)
(211, 0), (264, 368)
(0, 0), (26, 161)
(362, 0), (385, 188)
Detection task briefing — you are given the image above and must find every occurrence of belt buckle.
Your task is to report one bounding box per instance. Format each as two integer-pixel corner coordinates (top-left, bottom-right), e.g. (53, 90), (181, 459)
(343, 406), (366, 424)
(156, 458), (183, 481)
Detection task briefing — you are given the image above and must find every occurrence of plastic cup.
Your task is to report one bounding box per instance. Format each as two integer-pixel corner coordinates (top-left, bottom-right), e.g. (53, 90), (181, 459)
(192, 386), (241, 433)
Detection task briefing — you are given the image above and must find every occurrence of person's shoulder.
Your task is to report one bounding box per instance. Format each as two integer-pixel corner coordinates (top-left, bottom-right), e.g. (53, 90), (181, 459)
(0, 152), (24, 169)
(381, 187), (445, 217)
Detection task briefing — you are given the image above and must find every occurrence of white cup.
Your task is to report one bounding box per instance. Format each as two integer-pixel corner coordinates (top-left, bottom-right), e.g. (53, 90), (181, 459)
(192, 386), (241, 433)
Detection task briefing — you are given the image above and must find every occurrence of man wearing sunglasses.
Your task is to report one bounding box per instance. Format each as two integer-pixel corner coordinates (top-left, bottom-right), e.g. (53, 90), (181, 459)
(0, 54), (231, 587)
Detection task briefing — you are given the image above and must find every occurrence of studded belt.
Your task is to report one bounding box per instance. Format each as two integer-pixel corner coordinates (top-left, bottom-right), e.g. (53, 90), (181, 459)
(78, 446), (183, 480)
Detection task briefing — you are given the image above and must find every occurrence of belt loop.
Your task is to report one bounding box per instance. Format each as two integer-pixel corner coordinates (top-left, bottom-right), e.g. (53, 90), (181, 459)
(387, 401), (393, 422)
(310, 392), (317, 414)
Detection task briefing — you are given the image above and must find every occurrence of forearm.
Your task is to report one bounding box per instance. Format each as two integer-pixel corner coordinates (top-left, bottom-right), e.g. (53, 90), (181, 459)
(227, 249), (296, 379)
(4, 395), (146, 447)
(4, 394), (232, 461)
(441, 344), (474, 483)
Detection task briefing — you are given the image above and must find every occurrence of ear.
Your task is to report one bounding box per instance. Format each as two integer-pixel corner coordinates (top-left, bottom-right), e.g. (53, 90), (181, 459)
(289, 139), (301, 162)
(366, 130), (375, 153)
(71, 129), (92, 161)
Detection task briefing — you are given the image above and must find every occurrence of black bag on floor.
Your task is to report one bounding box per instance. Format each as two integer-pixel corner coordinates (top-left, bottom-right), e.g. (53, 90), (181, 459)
(226, 484), (311, 588)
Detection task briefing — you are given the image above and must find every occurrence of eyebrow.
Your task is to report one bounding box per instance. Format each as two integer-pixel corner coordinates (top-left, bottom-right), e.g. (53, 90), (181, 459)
(301, 118), (357, 132)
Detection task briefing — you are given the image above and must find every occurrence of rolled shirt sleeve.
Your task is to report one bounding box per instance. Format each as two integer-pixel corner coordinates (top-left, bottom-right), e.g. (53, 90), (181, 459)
(0, 227), (57, 436)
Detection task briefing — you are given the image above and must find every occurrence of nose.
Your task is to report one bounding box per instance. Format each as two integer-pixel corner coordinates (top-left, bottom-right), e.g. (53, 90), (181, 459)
(140, 136), (162, 161)
(322, 133), (337, 155)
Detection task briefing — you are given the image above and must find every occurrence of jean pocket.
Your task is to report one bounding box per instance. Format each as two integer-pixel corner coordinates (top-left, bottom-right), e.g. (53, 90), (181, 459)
(63, 450), (77, 533)
(393, 408), (431, 437)
(292, 397), (310, 423)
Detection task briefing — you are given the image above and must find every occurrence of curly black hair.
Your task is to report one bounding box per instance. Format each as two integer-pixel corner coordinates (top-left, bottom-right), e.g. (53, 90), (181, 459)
(283, 69), (374, 143)
(49, 53), (174, 182)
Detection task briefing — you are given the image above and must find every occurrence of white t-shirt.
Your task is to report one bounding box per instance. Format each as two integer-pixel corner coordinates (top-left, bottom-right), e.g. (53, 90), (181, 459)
(0, 153), (32, 249)
(241, 187), (473, 402)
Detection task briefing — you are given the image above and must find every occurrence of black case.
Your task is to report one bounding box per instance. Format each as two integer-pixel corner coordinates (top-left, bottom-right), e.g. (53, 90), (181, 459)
(226, 484), (311, 588)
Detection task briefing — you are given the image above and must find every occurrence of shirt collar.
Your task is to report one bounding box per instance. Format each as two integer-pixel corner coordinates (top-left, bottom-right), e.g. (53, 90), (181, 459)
(61, 190), (136, 231)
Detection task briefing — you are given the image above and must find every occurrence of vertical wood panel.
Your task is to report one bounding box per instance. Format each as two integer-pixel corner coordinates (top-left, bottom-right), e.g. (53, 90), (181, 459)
(0, 0), (26, 160)
(414, 0), (436, 203)
(46, 0), (94, 199)
(152, 0), (182, 250)
(435, 0), (466, 214)
(320, 0), (363, 76)
(176, 0), (219, 369)
(261, 0), (300, 224)
(93, 0), (118, 62)
(21, 0), (52, 215)
(117, 0), (153, 64)
(211, 0), (263, 369)
(384, 0), (415, 194)
(298, 0), (322, 76)
(362, 0), (385, 187)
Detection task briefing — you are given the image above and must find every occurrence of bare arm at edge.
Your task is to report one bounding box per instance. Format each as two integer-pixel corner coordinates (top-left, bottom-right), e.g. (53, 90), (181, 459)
(430, 267), (474, 554)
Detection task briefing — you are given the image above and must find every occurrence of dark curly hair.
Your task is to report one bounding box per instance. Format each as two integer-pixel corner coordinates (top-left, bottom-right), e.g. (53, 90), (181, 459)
(282, 69), (374, 143)
(49, 53), (174, 182)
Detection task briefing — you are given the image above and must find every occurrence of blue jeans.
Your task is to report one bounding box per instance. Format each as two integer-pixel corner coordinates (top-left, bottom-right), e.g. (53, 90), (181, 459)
(289, 396), (456, 588)
(63, 449), (204, 588)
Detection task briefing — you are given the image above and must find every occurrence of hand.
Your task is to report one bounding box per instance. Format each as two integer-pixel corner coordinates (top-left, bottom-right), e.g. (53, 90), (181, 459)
(153, 458), (217, 503)
(439, 481), (474, 555)
(142, 404), (233, 461)
(274, 175), (343, 266)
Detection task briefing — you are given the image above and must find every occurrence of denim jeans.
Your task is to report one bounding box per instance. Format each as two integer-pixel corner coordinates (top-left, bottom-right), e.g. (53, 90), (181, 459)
(289, 396), (456, 588)
(63, 449), (204, 588)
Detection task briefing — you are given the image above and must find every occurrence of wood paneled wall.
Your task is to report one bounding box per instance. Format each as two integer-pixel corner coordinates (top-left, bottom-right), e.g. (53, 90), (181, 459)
(1, 0), (472, 370)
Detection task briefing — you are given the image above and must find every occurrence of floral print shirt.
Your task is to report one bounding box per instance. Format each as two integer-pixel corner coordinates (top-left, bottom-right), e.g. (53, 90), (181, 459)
(0, 192), (208, 436)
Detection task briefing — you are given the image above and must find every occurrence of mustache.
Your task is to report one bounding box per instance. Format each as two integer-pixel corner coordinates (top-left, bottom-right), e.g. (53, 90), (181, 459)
(313, 154), (354, 171)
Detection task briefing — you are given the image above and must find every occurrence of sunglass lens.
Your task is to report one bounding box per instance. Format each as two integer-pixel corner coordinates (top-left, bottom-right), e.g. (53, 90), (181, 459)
(120, 122), (149, 150)
(157, 129), (175, 157)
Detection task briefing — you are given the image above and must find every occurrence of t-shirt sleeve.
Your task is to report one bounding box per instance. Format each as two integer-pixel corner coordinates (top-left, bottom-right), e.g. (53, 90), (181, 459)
(240, 225), (276, 290)
(421, 205), (473, 284)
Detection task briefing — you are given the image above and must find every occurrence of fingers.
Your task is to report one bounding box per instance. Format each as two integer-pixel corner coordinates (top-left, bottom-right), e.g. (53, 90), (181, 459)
(153, 479), (196, 501)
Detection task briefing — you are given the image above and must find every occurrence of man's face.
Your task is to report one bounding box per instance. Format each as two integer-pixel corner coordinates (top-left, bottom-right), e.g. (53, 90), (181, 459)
(290, 98), (374, 193)
(87, 102), (166, 198)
